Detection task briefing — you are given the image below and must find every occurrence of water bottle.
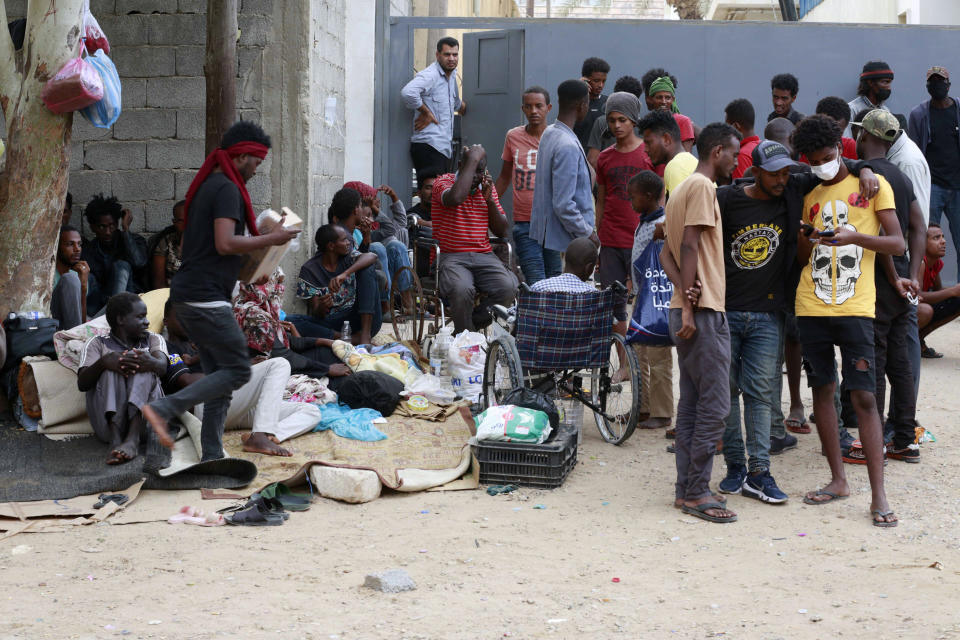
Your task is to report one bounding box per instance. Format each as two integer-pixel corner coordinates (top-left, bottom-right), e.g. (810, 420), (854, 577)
(341, 321), (351, 343)
(431, 326), (454, 379)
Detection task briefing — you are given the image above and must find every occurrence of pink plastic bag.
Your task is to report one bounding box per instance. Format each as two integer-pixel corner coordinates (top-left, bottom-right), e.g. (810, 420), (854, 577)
(41, 44), (104, 114)
(82, 0), (110, 54)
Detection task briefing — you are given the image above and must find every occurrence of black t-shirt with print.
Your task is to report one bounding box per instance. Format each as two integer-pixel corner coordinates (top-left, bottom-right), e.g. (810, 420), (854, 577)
(718, 183), (789, 312)
(926, 103), (960, 188)
(170, 173), (247, 303)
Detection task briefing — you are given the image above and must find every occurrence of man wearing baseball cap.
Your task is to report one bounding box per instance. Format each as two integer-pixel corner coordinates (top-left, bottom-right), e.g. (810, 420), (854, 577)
(908, 66), (960, 275)
(848, 61), (894, 134)
(714, 140), (880, 504)
(850, 109), (927, 466)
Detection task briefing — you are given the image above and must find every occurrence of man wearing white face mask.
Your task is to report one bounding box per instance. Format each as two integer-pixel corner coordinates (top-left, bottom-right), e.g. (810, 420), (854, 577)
(791, 114), (905, 529)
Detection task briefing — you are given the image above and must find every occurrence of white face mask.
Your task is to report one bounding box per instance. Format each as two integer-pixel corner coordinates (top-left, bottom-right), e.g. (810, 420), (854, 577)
(810, 146), (841, 181)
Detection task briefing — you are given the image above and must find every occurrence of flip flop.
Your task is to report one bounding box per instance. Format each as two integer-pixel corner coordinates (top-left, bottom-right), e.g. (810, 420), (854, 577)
(225, 502), (285, 526)
(802, 489), (849, 505)
(784, 417), (811, 434)
(872, 509), (898, 528)
(253, 483), (311, 512)
(681, 501), (737, 523)
(168, 505), (206, 525)
(485, 484), (518, 496)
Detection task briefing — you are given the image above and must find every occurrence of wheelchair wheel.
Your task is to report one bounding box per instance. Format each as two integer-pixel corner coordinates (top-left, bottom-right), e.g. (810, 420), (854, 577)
(482, 335), (523, 410)
(390, 266), (425, 345)
(590, 332), (641, 445)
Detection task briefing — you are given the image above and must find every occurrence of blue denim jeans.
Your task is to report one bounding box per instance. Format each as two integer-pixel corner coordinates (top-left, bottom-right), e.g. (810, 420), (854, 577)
(512, 221), (561, 284)
(86, 259), (134, 316)
(287, 263), (383, 340)
(723, 311), (781, 473)
(930, 184), (960, 279)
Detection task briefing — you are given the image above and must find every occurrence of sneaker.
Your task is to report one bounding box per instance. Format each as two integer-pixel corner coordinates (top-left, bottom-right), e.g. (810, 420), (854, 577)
(770, 434), (798, 455)
(718, 464), (747, 494)
(741, 470), (789, 504)
(887, 443), (921, 463)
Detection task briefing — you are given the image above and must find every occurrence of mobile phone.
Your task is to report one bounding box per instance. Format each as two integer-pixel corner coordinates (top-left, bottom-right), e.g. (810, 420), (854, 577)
(818, 230), (836, 238)
(800, 223), (815, 237)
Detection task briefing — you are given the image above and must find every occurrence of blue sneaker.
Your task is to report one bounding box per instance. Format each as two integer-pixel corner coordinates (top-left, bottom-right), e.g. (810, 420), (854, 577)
(718, 464), (747, 494)
(770, 434), (798, 455)
(741, 470), (789, 504)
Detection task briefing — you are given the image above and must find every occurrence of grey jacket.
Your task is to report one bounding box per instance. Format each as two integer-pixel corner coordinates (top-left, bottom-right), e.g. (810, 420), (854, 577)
(530, 121), (595, 252)
(907, 97), (960, 155)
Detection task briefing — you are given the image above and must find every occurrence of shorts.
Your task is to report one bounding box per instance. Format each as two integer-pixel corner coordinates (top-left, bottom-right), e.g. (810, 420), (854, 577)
(597, 246), (631, 321)
(797, 316), (876, 392)
(931, 295), (960, 324)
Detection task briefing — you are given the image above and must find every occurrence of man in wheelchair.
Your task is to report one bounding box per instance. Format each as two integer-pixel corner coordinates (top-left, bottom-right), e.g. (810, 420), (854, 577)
(432, 144), (519, 333)
(529, 237), (599, 294)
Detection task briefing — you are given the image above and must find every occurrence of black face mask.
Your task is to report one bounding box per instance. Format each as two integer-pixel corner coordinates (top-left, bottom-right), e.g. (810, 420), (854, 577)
(928, 81), (950, 100)
(875, 88), (892, 103)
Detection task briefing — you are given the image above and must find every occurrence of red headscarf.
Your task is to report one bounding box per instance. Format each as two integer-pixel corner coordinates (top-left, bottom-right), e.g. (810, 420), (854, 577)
(183, 141), (269, 235)
(343, 181), (377, 200)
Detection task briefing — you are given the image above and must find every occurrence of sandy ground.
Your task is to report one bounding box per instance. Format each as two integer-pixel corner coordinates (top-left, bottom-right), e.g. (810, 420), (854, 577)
(3, 322), (960, 640)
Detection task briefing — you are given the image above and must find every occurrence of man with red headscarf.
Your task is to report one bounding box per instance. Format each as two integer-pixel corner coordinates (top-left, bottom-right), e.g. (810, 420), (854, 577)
(143, 121), (299, 462)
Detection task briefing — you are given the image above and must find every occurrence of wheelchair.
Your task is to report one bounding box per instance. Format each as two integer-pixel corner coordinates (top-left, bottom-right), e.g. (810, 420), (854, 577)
(481, 282), (642, 445)
(388, 234), (515, 348)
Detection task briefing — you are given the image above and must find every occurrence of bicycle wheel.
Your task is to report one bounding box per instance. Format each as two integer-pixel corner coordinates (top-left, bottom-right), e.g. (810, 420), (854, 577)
(390, 266), (425, 345)
(590, 332), (641, 445)
(482, 335), (523, 410)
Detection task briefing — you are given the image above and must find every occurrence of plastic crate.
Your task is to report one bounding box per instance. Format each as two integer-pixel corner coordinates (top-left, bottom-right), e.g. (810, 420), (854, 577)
(472, 424), (578, 489)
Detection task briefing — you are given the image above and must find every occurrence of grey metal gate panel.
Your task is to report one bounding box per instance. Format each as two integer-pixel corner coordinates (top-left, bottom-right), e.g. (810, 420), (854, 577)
(380, 17), (960, 281)
(462, 29), (525, 220)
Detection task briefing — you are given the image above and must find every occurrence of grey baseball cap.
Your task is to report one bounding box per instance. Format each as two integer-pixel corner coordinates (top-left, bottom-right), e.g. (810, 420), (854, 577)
(751, 140), (798, 172)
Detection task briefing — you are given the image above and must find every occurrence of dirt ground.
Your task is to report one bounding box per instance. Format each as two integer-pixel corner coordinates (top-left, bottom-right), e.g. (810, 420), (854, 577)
(3, 323), (960, 640)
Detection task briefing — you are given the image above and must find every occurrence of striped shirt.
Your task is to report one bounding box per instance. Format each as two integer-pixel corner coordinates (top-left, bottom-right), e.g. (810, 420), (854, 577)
(431, 173), (504, 253)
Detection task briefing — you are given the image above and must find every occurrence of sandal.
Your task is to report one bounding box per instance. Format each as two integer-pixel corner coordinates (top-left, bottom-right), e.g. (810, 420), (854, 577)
(872, 509), (898, 528)
(784, 417), (811, 434)
(168, 506), (225, 526)
(843, 440), (887, 465)
(225, 502), (286, 526)
(921, 345), (943, 359)
(802, 489), (848, 505)
(681, 501), (737, 523)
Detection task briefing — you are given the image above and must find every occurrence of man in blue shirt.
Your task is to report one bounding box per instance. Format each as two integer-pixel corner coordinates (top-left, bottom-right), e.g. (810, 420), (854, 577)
(530, 79), (598, 280)
(401, 37), (467, 178)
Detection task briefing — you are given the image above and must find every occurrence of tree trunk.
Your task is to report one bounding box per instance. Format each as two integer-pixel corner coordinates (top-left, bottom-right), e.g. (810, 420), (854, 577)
(204, 0), (237, 154)
(667, 0), (704, 19)
(0, 0), (85, 319)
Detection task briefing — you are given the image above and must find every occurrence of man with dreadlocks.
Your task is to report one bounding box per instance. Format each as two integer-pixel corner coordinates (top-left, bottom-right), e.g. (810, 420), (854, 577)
(142, 121), (300, 462)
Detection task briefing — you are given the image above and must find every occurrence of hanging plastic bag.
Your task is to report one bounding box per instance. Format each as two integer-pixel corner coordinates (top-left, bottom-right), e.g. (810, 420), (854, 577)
(627, 240), (673, 346)
(82, 0), (110, 55)
(79, 49), (121, 128)
(448, 330), (486, 403)
(41, 42), (103, 114)
(475, 405), (552, 444)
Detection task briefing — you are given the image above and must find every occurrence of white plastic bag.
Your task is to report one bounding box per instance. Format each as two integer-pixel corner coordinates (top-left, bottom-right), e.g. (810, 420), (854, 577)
(448, 330), (486, 403)
(79, 49), (121, 128)
(475, 405), (552, 444)
(83, 0), (110, 54)
(403, 373), (457, 405)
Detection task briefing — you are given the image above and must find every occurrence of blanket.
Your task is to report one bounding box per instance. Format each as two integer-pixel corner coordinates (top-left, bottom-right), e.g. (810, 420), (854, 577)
(223, 407), (476, 492)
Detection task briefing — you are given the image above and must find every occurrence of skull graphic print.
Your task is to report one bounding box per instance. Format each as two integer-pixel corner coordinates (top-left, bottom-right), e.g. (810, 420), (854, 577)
(810, 199), (863, 305)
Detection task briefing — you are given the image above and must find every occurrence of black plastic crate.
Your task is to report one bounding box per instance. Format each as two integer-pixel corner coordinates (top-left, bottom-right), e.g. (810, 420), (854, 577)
(472, 425), (578, 489)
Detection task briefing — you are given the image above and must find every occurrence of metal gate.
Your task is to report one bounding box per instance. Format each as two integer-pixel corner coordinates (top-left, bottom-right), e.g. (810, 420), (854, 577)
(377, 16), (960, 280)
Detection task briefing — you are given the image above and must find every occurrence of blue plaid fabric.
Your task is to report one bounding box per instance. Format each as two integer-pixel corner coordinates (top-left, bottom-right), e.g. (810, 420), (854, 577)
(516, 288), (615, 370)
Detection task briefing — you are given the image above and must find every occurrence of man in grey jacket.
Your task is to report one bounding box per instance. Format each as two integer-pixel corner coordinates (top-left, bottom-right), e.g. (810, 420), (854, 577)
(530, 79), (598, 280)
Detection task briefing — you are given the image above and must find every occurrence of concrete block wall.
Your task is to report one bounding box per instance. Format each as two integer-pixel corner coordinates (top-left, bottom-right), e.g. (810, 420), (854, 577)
(5, 0), (280, 237)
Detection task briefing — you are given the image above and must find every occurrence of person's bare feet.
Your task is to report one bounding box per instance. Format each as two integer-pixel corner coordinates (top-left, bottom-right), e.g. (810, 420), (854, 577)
(803, 479), (849, 504)
(241, 432), (292, 457)
(870, 497), (897, 526)
(107, 440), (138, 465)
(141, 404), (174, 449)
(683, 495), (737, 520)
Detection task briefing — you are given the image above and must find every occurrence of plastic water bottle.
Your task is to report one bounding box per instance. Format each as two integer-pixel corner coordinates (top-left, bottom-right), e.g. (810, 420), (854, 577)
(341, 321), (351, 343)
(431, 325), (454, 379)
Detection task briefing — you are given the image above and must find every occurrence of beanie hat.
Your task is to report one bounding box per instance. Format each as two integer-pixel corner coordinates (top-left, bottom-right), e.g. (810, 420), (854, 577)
(860, 60), (894, 81)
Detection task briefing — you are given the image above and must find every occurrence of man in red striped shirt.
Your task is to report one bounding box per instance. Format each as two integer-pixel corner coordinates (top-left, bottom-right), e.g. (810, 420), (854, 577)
(432, 144), (518, 332)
